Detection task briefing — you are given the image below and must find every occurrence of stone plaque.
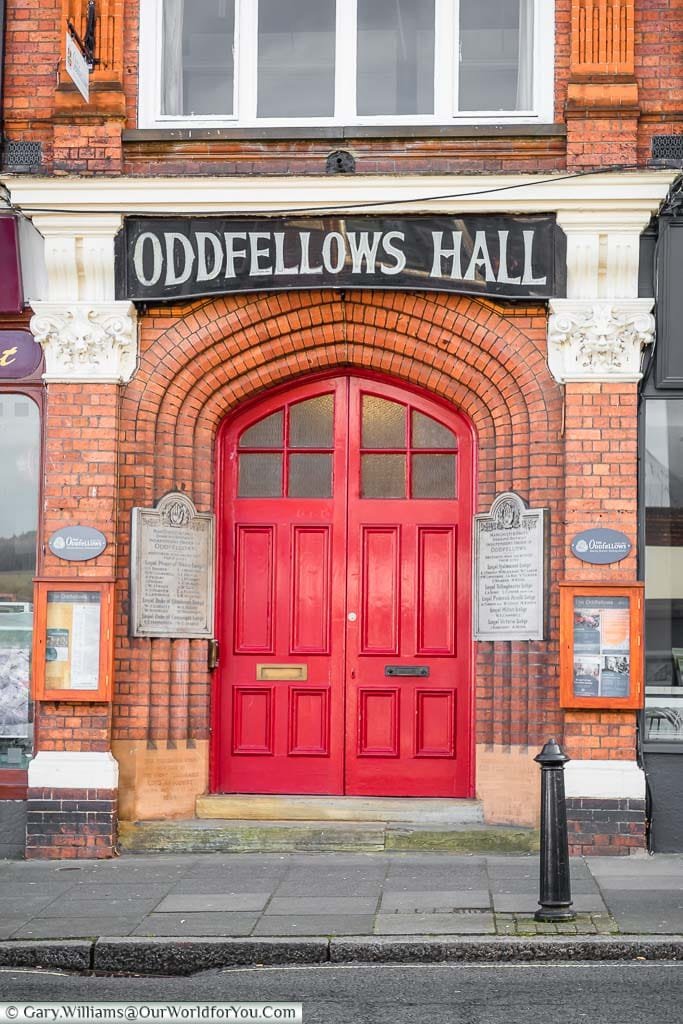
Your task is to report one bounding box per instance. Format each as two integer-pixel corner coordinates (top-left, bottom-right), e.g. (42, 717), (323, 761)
(473, 492), (548, 641)
(130, 492), (215, 639)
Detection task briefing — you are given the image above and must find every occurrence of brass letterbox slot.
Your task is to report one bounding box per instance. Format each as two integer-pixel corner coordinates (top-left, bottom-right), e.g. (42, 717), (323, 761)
(256, 663), (308, 681)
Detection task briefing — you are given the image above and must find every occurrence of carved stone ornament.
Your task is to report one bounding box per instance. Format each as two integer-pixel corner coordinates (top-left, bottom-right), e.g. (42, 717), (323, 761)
(547, 299), (655, 384)
(29, 301), (138, 383)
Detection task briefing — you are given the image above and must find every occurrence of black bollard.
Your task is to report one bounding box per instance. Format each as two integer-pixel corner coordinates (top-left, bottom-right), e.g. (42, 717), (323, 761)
(534, 738), (575, 922)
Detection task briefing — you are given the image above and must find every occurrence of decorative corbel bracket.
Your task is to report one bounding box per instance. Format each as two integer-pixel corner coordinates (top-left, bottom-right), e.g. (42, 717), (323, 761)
(30, 301), (138, 383)
(547, 299), (655, 384)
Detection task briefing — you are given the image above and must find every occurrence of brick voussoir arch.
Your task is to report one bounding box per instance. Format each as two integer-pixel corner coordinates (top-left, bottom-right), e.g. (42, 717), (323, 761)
(168, 342), (510, 501)
(123, 291), (554, 507)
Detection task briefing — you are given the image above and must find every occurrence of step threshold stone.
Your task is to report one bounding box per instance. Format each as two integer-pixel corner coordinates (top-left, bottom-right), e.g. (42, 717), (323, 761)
(119, 818), (538, 855)
(196, 794), (484, 825)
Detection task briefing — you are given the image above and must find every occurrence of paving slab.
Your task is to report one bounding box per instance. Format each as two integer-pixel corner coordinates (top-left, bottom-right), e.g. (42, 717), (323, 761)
(134, 913), (259, 937)
(374, 912), (496, 935)
(68, 883), (173, 900)
(594, 875), (683, 891)
(380, 889), (491, 912)
(273, 878), (383, 897)
(253, 915), (375, 936)
(13, 917), (142, 939)
(35, 898), (160, 919)
(154, 894), (270, 913)
(264, 896), (378, 915)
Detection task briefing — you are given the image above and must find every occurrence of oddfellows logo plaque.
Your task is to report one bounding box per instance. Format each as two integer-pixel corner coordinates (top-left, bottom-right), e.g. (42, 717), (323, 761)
(473, 492), (549, 641)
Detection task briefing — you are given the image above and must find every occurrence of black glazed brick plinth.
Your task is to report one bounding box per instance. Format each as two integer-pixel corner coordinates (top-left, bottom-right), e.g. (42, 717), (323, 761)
(566, 798), (646, 856)
(25, 788), (118, 860)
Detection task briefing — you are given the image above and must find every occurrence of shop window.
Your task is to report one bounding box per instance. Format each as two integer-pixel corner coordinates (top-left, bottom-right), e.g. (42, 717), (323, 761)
(0, 393), (39, 770)
(644, 400), (683, 745)
(140, 0), (554, 128)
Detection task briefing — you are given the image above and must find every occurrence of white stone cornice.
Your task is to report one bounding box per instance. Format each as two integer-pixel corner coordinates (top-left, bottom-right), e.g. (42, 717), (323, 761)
(547, 299), (655, 383)
(1, 170), (675, 216)
(30, 301), (138, 383)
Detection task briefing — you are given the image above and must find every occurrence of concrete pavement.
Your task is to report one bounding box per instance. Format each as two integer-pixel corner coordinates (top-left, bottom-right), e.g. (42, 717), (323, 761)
(0, 851), (682, 973)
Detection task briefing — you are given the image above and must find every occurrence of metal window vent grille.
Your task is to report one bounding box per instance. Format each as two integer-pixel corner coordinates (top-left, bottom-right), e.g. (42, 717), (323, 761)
(2, 141), (43, 172)
(652, 135), (683, 164)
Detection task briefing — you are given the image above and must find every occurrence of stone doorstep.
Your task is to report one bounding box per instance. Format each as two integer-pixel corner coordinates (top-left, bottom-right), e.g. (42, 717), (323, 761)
(118, 818), (540, 855)
(195, 794), (485, 825)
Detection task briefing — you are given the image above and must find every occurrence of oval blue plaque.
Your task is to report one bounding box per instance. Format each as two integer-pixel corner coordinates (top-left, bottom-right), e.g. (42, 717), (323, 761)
(571, 528), (632, 565)
(48, 526), (107, 562)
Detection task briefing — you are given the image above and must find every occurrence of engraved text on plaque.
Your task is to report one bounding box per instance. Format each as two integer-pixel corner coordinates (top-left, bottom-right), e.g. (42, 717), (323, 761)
(473, 492), (548, 641)
(131, 492), (215, 639)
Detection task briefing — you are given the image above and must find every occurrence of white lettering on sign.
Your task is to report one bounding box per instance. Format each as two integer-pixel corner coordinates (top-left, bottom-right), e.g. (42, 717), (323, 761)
(125, 222), (553, 296)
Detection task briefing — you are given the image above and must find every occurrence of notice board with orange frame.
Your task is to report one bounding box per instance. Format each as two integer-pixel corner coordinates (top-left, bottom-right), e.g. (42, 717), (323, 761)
(32, 579), (114, 702)
(559, 582), (644, 710)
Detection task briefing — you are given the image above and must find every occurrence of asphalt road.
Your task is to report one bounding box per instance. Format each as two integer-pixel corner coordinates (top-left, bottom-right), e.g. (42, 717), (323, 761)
(1, 962), (683, 1023)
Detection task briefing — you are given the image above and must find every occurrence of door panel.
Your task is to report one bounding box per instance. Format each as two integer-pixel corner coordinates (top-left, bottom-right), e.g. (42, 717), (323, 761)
(216, 374), (473, 798)
(344, 378), (472, 797)
(217, 378), (347, 794)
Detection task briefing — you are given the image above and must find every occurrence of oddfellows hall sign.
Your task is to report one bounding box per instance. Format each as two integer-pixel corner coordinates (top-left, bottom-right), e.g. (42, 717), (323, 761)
(116, 214), (565, 303)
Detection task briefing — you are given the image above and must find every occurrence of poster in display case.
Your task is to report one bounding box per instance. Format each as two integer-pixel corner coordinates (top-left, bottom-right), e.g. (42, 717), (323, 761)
(559, 582), (644, 709)
(32, 580), (113, 702)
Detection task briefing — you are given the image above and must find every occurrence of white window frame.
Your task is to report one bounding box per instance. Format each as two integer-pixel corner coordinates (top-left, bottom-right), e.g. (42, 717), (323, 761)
(138, 0), (555, 130)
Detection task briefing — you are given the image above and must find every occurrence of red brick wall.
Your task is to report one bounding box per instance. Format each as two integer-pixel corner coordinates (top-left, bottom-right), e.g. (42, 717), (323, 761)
(10, 0), (683, 176)
(636, 0), (683, 164)
(561, 383), (639, 759)
(34, 382), (120, 755)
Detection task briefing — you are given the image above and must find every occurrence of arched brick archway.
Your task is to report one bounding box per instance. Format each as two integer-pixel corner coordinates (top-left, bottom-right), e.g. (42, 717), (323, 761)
(113, 289), (563, 819)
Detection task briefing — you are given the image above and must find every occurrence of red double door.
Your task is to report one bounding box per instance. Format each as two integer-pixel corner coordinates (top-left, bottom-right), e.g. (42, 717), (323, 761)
(215, 375), (473, 797)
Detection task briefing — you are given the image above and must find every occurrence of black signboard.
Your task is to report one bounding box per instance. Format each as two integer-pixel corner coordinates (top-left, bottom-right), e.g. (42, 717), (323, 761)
(115, 214), (565, 304)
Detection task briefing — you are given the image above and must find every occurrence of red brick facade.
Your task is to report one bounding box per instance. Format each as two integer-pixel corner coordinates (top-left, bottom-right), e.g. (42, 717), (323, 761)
(1, 0), (680, 856)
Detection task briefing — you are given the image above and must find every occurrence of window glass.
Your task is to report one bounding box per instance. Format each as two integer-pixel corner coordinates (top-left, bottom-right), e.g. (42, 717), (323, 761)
(257, 0), (336, 117)
(238, 453), (283, 497)
(411, 453), (456, 499)
(644, 400), (683, 744)
(361, 454), (406, 498)
(361, 396), (406, 449)
(0, 395), (39, 769)
(412, 410), (457, 449)
(357, 0), (435, 115)
(288, 454), (333, 498)
(240, 411), (284, 449)
(162, 0), (235, 116)
(458, 0), (533, 111)
(289, 395), (334, 449)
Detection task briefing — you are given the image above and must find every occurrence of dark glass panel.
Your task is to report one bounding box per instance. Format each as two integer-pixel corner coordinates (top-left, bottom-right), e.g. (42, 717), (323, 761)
(357, 0), (435, 115)
(238, 453), (283, 497)
(0, 394), (39, 769)
(458, 0), (532, 112)
(361, 454), (406, 498)
(240, 411), (284, 449)
(411, 410), (457, 449)
(411, 454), (456, 499)
(162, 0), (235, 116)
(258, 0), (336, 117)
(288, 454), (333, 498)
(644, 400), (683, 744)
(289, 394), (334, 449)
(361, 395), (406, 449)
